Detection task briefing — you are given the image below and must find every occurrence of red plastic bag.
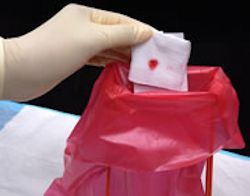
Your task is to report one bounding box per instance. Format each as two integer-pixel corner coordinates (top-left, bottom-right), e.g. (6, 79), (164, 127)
(45, 63), (244, 196)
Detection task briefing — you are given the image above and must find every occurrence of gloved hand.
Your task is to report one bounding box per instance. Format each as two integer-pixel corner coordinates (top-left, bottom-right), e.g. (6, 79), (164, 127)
(1, 4), (152, 101)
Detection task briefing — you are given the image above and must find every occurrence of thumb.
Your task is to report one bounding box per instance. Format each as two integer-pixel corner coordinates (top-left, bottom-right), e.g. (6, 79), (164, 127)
(99, 23), (153, 49)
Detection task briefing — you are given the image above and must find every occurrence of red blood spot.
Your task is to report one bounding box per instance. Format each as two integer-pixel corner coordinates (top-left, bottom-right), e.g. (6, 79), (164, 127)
(148, 59), (158, 70)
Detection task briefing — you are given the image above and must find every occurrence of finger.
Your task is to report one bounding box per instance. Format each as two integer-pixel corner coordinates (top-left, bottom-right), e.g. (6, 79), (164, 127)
(112, 47), (131, 58)
(88, 56), (109, 66)
(99, 49), (130, 62)
(97, 23), (152, 49)
(88, 7), (146, 25)
(88, 55), (127, 67)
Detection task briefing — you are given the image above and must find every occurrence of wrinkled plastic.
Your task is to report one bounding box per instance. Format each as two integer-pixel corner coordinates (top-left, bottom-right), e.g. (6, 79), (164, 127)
(45, 63), (245, 196)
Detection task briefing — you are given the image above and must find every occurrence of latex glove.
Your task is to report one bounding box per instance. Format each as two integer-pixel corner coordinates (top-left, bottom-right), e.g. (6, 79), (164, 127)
(1, 4), (152, 101)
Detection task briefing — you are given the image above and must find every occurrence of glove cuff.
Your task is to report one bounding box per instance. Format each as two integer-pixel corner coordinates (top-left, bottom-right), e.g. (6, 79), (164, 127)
(0, 37), (5, 99)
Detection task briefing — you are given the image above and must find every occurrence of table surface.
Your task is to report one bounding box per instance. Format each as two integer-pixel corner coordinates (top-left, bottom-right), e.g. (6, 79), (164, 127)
(0, 101), (249, 196)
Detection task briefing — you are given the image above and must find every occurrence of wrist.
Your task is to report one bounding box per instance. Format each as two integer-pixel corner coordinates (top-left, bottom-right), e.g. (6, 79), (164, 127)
(0, 37), (26, 100)
(0, 37), (5, 99)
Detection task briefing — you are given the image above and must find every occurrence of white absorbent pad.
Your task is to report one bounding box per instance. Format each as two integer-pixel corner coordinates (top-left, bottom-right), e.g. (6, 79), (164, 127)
(129, 31), (191, 93)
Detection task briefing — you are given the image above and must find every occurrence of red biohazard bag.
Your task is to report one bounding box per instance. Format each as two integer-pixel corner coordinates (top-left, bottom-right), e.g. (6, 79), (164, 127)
(45, 63), (245, 196)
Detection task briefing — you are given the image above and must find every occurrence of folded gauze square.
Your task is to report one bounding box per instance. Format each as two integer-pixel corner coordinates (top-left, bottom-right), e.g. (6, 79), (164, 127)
(128, 31), (191, 93)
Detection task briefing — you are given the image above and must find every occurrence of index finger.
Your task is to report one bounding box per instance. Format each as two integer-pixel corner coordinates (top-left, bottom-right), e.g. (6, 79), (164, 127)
(87, 6), (150, 27)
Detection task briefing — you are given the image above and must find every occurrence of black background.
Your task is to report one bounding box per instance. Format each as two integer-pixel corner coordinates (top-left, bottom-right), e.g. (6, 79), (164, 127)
(0, 0), (249, 155)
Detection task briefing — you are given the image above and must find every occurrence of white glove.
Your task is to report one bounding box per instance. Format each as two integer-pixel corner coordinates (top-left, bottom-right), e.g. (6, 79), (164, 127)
(1, 4), (152, 101)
